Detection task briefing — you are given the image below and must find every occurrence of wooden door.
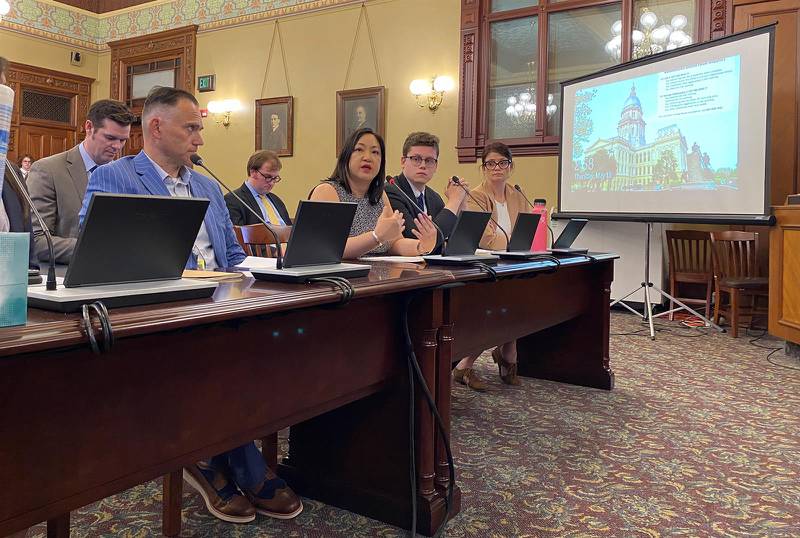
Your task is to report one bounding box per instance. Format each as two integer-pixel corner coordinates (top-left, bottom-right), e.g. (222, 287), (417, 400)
(18, 125), (75, 159)
(124, 126), (144, 156)
(734, 0), (800, 205)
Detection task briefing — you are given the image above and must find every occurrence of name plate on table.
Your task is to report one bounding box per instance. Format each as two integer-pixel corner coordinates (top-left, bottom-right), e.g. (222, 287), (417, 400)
(0, 232), (30, 327)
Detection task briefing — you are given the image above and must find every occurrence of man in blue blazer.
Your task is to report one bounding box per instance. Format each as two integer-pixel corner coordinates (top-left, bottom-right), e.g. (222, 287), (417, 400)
(79, 87), (302, 524)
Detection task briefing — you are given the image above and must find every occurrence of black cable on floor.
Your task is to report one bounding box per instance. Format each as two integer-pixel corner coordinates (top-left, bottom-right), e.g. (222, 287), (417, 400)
(401, 293), (455, 538)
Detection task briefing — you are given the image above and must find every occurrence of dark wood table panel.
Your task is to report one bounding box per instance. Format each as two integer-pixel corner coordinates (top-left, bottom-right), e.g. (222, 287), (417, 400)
(0, 268), (455, 537)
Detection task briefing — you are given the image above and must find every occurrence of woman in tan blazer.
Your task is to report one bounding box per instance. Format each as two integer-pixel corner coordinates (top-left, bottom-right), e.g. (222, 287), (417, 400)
(453, 142), (531, 390)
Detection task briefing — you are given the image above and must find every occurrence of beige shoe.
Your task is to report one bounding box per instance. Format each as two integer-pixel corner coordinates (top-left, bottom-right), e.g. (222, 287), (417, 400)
(453, 367), (488, 391)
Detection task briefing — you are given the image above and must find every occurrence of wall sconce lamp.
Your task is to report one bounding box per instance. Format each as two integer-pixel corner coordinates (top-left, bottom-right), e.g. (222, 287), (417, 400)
(409, 75), (454, 112)
(206, 99), (242, 127)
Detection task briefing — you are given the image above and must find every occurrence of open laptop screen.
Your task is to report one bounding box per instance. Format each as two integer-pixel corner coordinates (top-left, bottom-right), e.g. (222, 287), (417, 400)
(444, 210), (491, 256)
(64, 193), (209, 288)
(507, 212), (542, 251)
(552, 218), (588, 249)
(283, 200), (357, 268)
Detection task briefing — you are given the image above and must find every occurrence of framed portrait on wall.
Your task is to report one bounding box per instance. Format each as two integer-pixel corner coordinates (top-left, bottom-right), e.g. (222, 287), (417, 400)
(336, 86), (385, 155)
(256, 96), (293, 156)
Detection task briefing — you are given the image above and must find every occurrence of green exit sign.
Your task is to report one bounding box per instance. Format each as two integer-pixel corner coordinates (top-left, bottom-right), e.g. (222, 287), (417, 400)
(198, 75), (215, 93)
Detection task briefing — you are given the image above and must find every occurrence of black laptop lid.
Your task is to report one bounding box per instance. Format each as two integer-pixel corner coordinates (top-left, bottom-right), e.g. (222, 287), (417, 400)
(443, 210), (492, 256)
(282, 200), (357, 268)
(65, 193), (209, 288)
(552, 219), (588, 249)
(507, 212), (542, 251)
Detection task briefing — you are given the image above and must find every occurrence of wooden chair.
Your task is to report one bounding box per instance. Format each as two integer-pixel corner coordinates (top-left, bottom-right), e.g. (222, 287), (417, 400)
(709, 231), (769, 337)
(235, 223), (291, 258)
(665, 230), (714, 320)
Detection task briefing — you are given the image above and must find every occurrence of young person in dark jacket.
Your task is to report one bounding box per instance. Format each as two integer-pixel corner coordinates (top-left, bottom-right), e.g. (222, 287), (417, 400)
(386, 132), (469, 253)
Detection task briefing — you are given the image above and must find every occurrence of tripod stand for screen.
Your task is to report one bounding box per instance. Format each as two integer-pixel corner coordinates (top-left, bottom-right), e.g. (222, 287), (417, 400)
(610, 222), (724, 340)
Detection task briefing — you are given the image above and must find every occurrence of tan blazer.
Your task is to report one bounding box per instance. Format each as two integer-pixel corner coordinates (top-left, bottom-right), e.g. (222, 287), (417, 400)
(466, 181), (531, 250)
(27, 145), (88, 263)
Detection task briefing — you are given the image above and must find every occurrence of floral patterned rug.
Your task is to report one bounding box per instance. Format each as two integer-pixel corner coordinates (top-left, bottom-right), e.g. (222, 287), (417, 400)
(26, 312), (800, 537)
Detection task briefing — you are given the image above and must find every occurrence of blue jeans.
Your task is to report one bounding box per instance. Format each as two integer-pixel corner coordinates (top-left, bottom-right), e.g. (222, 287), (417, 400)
(210, 441), (265, 491)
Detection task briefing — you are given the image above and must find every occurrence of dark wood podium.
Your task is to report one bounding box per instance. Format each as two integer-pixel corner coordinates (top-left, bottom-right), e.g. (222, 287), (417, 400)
(769, 204), (800, 345)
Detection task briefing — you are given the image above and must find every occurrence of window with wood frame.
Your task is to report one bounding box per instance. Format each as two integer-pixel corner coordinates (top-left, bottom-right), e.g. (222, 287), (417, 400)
(457, 0), (701, 162)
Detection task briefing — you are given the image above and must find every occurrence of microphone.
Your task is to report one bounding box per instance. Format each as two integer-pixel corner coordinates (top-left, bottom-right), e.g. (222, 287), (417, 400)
(385, 175), (445, 253)
(451, 176), (509, 247)
(514, 184), (554, 247)
(5, 162), (57, 290)
(190, 154), (284, 270)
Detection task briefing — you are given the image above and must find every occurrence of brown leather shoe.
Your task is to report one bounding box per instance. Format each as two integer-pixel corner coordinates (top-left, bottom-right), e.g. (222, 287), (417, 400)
(492, 347), (520, 386)
(453, 367), (488, 391)
(245, 467), (303, 519)
(183, 463), (256, 524)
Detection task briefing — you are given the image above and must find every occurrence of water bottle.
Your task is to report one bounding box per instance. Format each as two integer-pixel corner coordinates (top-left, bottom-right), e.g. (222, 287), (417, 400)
(531, 199), (548, 252)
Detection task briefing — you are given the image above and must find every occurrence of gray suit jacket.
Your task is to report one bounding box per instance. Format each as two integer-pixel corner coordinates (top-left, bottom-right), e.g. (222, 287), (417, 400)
(27, 145), (88, 263)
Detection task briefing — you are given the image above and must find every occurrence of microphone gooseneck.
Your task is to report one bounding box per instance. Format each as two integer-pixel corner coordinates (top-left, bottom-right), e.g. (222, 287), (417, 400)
(190, 154), (284, 269)
(386, 175), (446, 253)
(6, 162), (57, 290)
(513, 184), (535, 210)
(451, 175), (509, 247)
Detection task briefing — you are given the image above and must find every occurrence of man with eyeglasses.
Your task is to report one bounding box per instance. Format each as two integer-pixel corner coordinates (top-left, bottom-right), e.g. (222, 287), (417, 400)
(386, 132), (468, 253)
(225, 150), (292, 226)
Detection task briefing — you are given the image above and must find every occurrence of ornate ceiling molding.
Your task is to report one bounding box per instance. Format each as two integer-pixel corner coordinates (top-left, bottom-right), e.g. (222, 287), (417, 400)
(0, 0), (360, 51)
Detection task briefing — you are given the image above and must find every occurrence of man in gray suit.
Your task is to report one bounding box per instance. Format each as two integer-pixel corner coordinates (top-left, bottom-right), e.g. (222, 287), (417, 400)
(27, 99), (134, 263)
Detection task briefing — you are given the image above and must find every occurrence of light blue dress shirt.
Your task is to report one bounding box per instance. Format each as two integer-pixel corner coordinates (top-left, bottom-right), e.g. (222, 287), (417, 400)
(245, 181), (285, 225)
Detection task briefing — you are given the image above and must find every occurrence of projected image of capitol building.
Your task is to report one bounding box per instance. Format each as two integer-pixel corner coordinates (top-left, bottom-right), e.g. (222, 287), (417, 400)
(579, 85), (719, 191)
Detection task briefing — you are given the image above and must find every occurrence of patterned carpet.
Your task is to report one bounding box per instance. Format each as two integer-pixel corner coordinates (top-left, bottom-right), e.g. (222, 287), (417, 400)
(24, 312), (800, 537)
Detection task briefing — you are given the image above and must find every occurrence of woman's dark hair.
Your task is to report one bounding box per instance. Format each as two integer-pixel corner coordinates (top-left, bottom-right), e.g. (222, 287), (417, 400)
(481, 141), (513, 163)
(328, 127), (386, 205)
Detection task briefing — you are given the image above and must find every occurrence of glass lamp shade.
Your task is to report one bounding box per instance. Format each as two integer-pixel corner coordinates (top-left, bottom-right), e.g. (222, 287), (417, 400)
(632, 30), (645, 45)
(507, 96), (518, 105)
(671, 14), (688, 30)
(519, 92), (532, 103)
(611, 20), (623, 36)
(221, 99), (241, 112)
(207, 100), (224, 113)
(669, 30), (687, 45)
(432, 75), (454, 93)
(640, 10), (658, 30)
(409, 79), (432, 96)
(652, 25), (671, 44)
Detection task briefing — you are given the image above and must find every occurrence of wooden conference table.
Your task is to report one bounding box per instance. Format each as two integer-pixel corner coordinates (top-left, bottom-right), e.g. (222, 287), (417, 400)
(0, 254), (615, 537)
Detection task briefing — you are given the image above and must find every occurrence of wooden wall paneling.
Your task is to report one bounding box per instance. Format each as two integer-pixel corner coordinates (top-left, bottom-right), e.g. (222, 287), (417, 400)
(457, 0), (481, 162)
(108, 26), (198, 157)
(5, 62), (93, 162)
(733, 0), (800, 206)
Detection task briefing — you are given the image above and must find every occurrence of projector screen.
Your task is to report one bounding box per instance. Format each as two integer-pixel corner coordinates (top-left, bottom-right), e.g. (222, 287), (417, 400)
(558, 25), (774, 224)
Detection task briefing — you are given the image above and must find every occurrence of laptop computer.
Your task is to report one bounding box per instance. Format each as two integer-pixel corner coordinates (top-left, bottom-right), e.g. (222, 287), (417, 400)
(249, 200), (371, 283)
(548, 218), (589, 254)
(423, 210), (498, 265)
(28, 193), (219, 312)
(490, 212), (542, 260)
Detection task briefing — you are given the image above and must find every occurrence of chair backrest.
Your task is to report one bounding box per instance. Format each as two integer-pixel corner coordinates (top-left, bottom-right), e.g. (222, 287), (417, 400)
(235, 224), (292, 258)
(709, 231), (760, 279)
(665, 230), (713, 277)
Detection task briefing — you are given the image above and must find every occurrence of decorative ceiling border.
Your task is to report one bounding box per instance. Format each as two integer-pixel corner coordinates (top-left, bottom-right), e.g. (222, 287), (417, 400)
(0, 0), (358, 50)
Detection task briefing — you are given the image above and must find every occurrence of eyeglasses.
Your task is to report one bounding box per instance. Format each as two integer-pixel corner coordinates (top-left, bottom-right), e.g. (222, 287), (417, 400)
(257, 170), (282, 183)
(405, 155), (438, 167)
(482, 159), (512, 170)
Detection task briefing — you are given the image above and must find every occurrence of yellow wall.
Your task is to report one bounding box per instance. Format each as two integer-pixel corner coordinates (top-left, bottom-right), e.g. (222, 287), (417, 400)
(195, 0), (560, 214)
(2, 0), (560, 213)
(0, 30), (103, 94)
